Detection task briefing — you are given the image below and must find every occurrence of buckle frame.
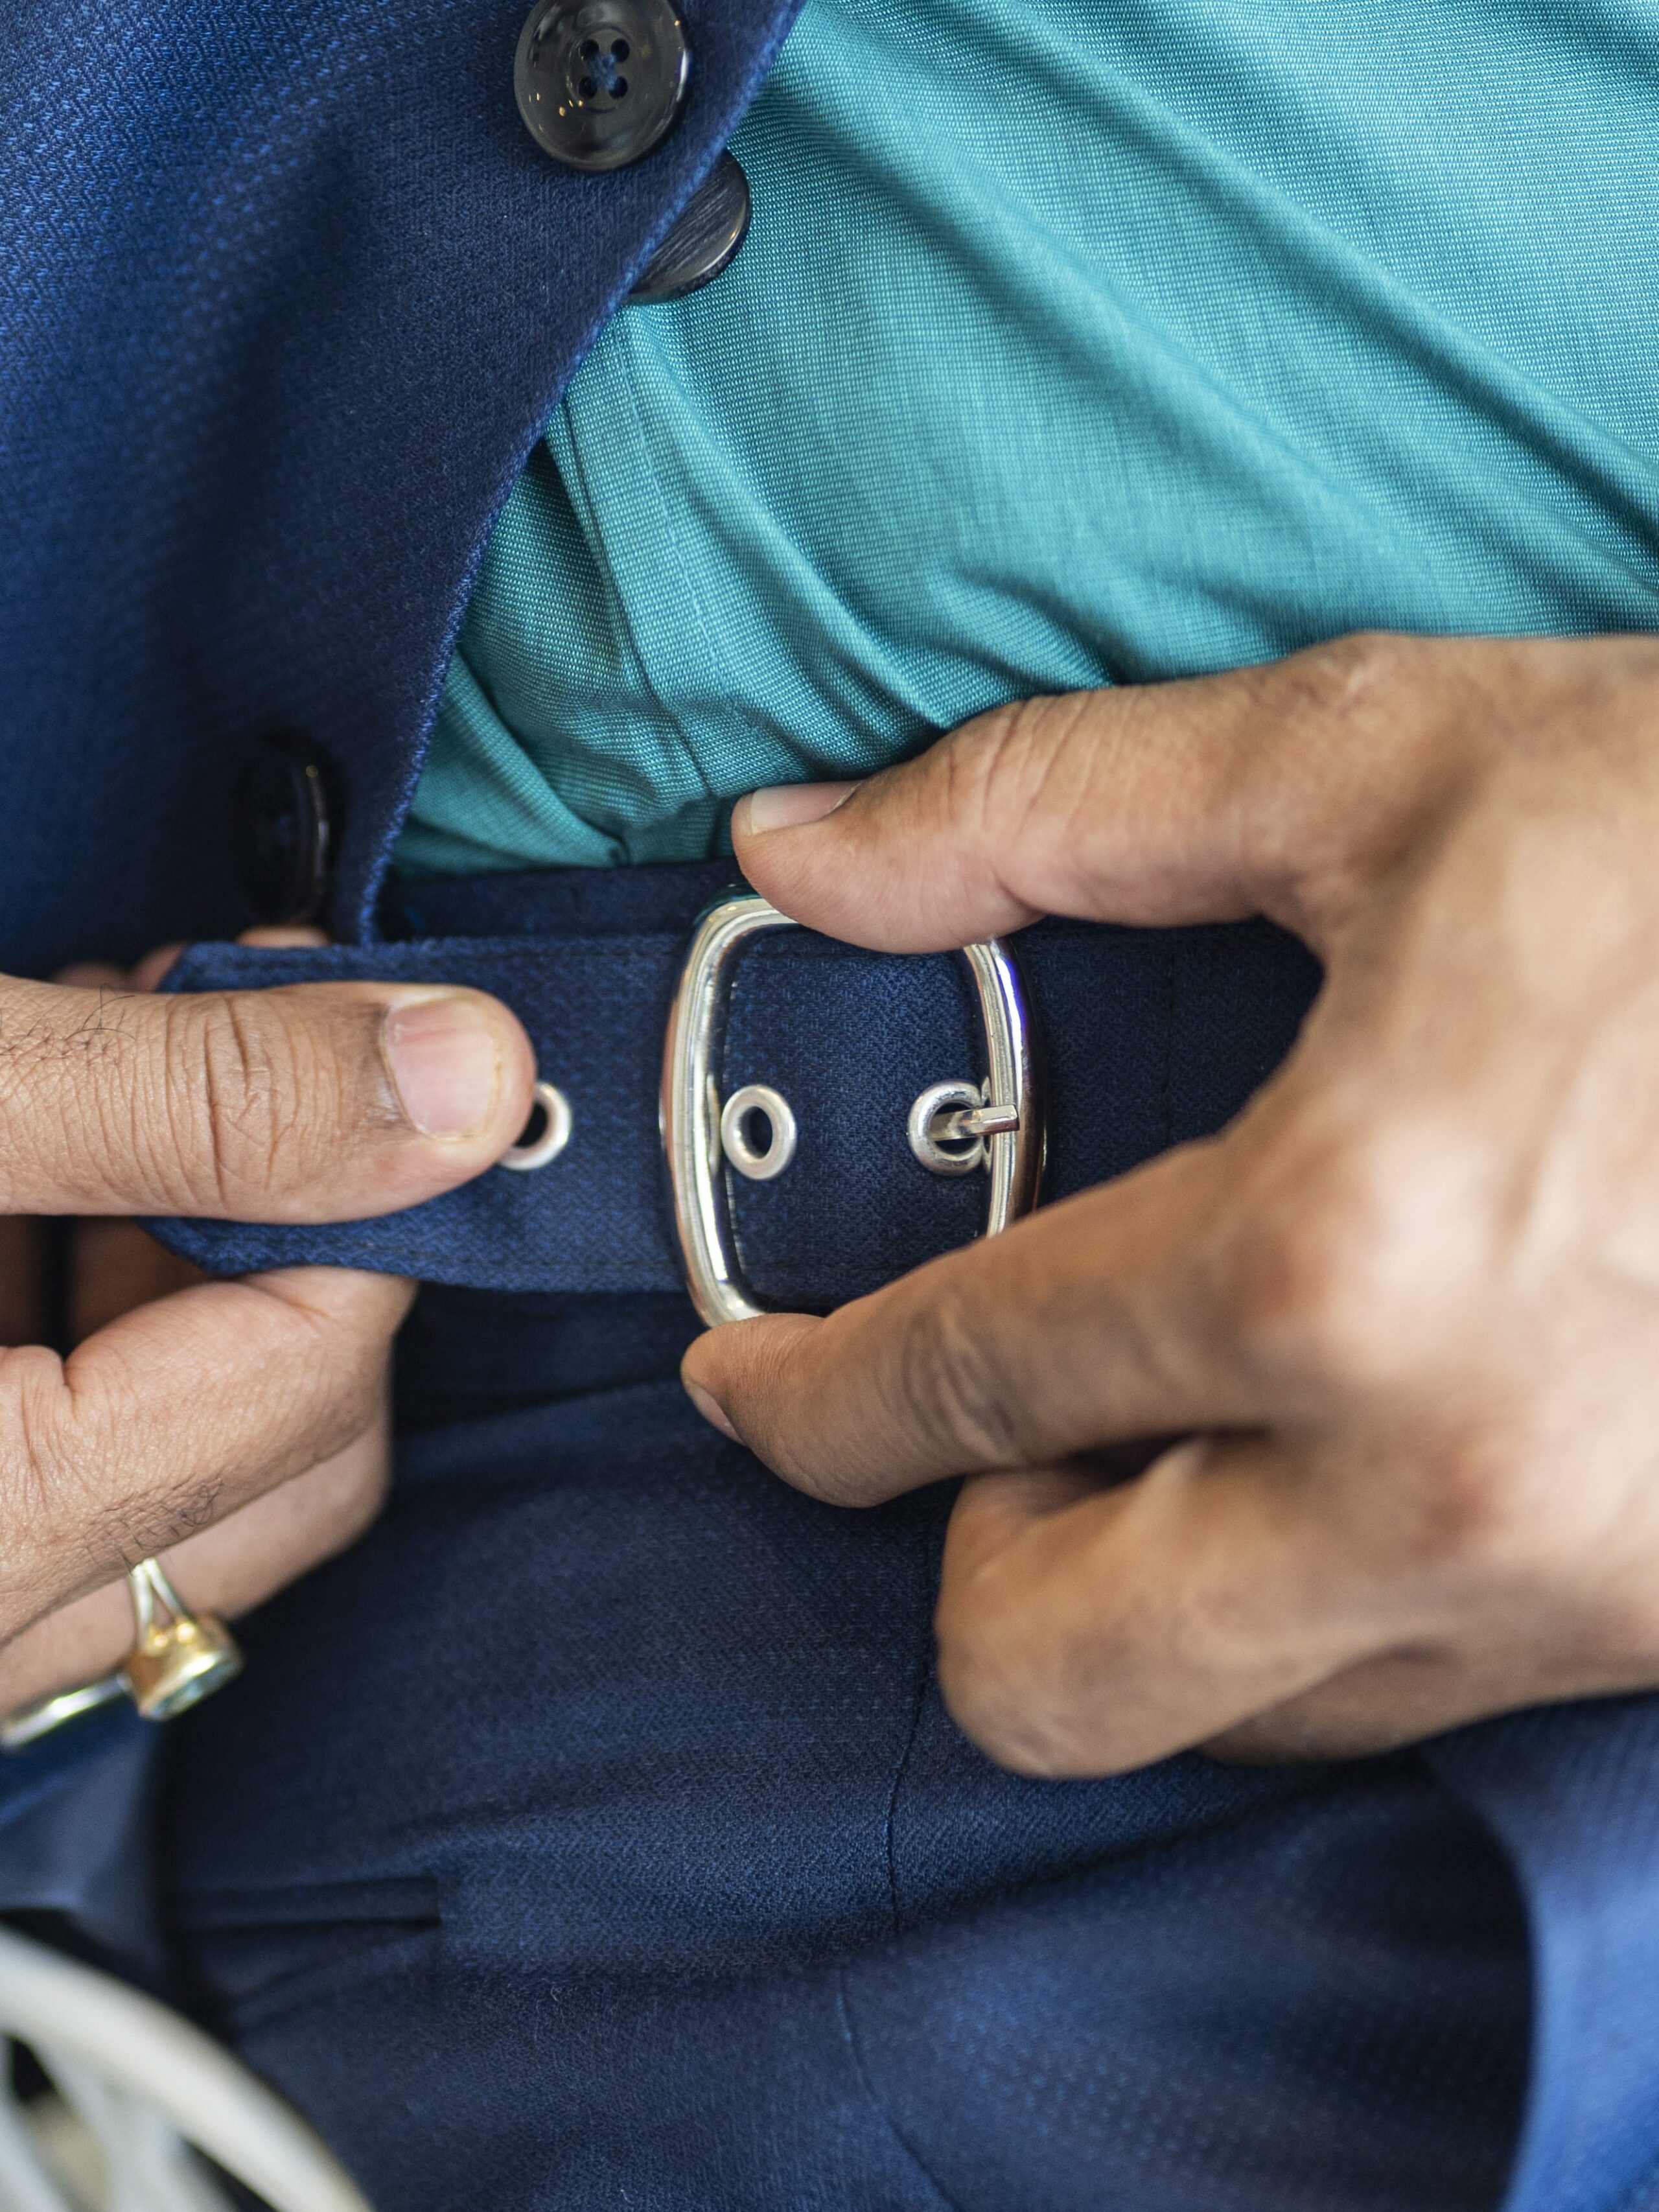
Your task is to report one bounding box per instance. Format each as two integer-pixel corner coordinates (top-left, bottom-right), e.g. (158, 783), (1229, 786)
(661, 891), (1043, 1325)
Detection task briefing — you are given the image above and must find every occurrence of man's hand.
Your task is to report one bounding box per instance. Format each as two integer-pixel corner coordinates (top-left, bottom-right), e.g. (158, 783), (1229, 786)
(0, 931), (533, 1713)
(683, 633), (1659, 1775)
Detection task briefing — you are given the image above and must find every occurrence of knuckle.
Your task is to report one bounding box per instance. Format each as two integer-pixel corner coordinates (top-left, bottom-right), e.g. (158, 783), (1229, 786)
(1398, 1443), (1538, 1577)
(1236, 633), (1427, 900)
(1228, 1115), (1483, 1400)
(1229, 1193), (1390, 1397)
(0, 1285), (398, 1638)
(0, 1349), (215, 1608)
(935, 1558), (1106, 1778)
(927, 708), (1020, 863)
(164, 992), (342, 1209)
(1279, 632), (1411, 733)
(1383, 1406), (1599, 1585)
(1372, 1434), (1605, 1614)
(943, 693), (1095, 852)
(936, 1611), (1069, 1776)
(0, 1351), (84, 1609)
(192, 994), (297, 1202)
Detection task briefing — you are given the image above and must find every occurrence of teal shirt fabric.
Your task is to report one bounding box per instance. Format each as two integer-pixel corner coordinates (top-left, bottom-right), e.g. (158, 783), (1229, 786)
(397, 0), (1659, 877)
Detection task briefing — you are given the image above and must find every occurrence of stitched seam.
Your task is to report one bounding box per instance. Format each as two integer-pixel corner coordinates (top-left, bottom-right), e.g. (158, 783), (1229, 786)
(180, 938), (689, 988)
(883, 1677), (931, 1945)
(881, 1541), (936, 1941)
(187, 931), (890, 984)
(835, 1966), (966, 2212)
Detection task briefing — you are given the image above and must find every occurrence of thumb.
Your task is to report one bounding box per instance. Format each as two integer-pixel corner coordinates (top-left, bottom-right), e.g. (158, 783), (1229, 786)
(732, 643), (1423, 953)
(0, 973), (537, 1220)
(732, 684), (1270, 952)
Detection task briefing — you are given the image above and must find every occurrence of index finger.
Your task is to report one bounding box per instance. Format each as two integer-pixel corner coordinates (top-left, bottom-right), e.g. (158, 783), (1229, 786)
(933, 1441), (1399, 1776)
(681, 1131), (1271, 1505)
(0, 1264), (411, 1636)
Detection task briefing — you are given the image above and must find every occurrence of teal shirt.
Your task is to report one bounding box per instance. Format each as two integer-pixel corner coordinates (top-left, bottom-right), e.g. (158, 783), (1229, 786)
(397, 0), (1659, 877)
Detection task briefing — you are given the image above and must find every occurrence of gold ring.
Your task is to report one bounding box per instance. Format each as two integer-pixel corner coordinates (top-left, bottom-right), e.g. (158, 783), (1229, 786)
(0, 1559), (242, 1750)
(120, 1557), (243, 1721)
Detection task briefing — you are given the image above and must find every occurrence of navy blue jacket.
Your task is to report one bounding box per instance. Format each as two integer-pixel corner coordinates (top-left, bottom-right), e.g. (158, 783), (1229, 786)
(0, 0), (804, 1944)
(0, 0), (796, 974)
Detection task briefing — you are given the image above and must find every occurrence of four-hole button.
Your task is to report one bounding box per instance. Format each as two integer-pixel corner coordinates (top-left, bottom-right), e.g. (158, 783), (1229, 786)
(516, 0), (691, 172)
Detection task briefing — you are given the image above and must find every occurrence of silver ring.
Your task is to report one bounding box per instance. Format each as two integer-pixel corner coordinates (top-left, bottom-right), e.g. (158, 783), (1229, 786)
(719, 1084), (797, 1182)
(0, 1557), (243, 1750)
(501, 1079), (574, 1171)
(907, 1081), (986, 1175)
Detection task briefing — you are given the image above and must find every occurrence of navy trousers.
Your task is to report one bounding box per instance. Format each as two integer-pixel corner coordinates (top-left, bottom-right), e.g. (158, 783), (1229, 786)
(162, 1334), (1527, 2211)
(141, 865), (1659, 2211)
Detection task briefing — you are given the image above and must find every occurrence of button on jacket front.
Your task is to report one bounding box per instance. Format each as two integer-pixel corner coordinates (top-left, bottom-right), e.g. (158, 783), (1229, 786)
(515, 0), (692, 170)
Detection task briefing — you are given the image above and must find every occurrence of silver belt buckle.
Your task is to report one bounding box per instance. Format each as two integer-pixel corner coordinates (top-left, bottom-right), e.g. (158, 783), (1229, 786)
(661, 891), (1044, 1325)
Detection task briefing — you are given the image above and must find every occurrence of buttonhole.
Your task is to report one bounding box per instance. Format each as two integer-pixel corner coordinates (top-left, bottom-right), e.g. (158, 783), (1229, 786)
(516, 1097), (550, 1152)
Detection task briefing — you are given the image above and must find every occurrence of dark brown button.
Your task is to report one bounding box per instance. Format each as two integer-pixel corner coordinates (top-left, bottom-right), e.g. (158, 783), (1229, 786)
(627, 151), (750, 305)
(516, 0), (690, 174)
(233, 734), (333, 924)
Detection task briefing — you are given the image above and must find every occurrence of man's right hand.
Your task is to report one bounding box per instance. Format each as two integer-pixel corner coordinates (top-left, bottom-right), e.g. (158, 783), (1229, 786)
(0, 942), (534, 1714)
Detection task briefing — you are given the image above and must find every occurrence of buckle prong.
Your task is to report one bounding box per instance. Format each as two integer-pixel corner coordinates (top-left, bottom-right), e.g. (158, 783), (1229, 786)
(945, 1100), (1021, 1140)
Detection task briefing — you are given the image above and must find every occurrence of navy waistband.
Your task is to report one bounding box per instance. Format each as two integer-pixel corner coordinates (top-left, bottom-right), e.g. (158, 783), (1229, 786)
(151, 859), (1321, 1305)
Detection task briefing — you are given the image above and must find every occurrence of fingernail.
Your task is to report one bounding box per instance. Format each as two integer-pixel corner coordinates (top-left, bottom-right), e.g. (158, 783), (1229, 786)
(740, 782), (857, 836)
(383, 994), (502, 1137)
(684, 1379), (742, 1443)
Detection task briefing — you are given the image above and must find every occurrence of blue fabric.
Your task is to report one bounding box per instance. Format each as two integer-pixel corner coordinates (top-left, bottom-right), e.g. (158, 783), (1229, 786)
(165, 1362), (1529, 2212)
(2, 0), (1659, 2202)
(0, 0), (800, 1991)
(1426, 1709), (1659, 2212)
(144, 859), (1651, 2212)
(402, 0), (1659, 874)
(0, 0), (801, 972)
(0, 1716), (157, 1962)
(150, 863), (1321, 1301)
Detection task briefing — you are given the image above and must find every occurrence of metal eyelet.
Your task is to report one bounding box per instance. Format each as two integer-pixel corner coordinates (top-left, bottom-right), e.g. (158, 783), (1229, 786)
(501, 1080), (574, 1171)
(907, 1079), (1021, 1176)
(719, 1084), (797, 1181)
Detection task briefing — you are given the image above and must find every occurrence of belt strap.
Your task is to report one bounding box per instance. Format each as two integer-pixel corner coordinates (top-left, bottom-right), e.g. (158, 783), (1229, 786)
(151, 898), (1320, 1301)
